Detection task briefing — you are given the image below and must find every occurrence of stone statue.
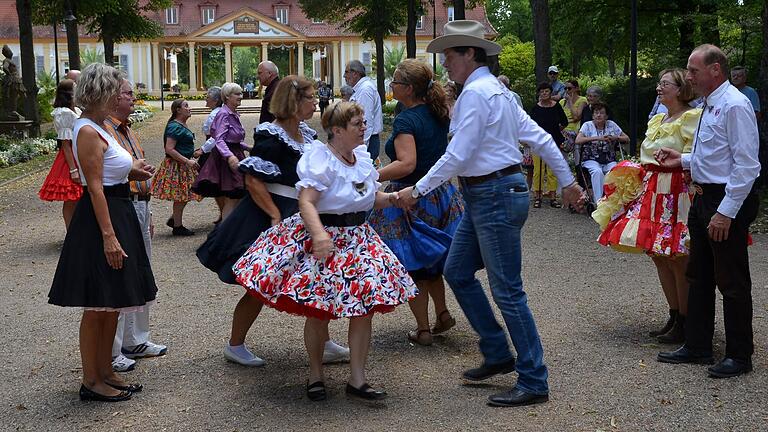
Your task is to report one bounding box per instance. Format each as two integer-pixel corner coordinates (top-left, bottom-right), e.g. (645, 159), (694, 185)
(1, 45), (27, 121)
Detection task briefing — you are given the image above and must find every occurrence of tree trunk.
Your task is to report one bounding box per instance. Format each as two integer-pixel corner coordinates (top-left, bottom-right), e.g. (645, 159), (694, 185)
(454, 0), (465, 20)
(16, 0), (40, 136)
(63, 0), (80, 71)
(529, 0), (551, 83)
(758, 0), (768, 186)
(375, 35), (386, 105)
(103, 30), (115, 67)
(406, 0), (417, 58)
(678, 8), (695, 66)
(699, 0), (720, 46)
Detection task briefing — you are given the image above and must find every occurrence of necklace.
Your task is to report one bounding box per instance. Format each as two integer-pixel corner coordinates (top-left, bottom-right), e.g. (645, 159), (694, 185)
(327, 142), (355, 165)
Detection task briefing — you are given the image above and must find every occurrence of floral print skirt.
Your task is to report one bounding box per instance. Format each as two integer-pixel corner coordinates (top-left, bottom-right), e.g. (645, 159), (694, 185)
(597, 165), (691, 257)
(151, 157), (202, 202)
(233, 213), (417, 320)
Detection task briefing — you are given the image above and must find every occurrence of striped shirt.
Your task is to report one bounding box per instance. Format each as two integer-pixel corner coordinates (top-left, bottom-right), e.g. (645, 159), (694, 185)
(104, 116), (151, 195)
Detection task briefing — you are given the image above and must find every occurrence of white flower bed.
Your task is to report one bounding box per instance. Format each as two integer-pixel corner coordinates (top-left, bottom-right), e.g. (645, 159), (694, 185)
(0, 137), (57, 168)
(129, 105), (155, 123)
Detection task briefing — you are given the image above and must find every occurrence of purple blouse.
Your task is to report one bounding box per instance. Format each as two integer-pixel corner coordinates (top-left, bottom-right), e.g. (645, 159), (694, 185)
(211, 104), (247, 158)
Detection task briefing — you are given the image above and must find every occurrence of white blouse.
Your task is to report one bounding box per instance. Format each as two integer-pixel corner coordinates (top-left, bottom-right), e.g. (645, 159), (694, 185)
(296, 142), (380, 214)
(51, 107), (81, 140)
(73, 118), (133, 186)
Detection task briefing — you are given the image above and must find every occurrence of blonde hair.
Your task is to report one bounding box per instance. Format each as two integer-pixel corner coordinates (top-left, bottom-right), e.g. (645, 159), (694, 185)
(75, 63), (124, 111)
(659, 68), (696, 103)
(321, 101), (364, 140)
(271, 75), (315, 120)
(220, 82), (243, 104)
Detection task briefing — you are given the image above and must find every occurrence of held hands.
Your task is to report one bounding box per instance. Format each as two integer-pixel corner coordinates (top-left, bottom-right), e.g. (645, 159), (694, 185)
(193, 148), (203, 158)
(708, 212), (732, 242)
(186, 158), (200, 170)
(562, 183), (588, 213)
(311, 231), (334, 259)
(394, 186), (418, 209)
(653, 147), (683, 169)
(129, 159), (155, 181)
(103, 234), (128, 270)
(227, 156), (240, 173)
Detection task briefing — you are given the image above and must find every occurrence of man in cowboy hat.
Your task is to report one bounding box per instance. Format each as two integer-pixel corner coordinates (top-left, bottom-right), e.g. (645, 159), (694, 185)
(396, 20), (585, 407)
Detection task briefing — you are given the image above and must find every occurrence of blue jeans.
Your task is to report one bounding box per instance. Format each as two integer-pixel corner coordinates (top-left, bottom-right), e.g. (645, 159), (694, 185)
(367, 134), (380, 161)
(443, 173), (549, 395)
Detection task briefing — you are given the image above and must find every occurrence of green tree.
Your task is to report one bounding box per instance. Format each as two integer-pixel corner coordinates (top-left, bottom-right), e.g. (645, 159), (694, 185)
(299, 0), (408, 104)
(80, 47), (104, 67)
(486, 0), (533, 42)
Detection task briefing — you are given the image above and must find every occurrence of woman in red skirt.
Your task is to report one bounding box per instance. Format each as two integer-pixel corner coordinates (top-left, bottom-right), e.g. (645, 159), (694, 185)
(39, 79), (82, 229)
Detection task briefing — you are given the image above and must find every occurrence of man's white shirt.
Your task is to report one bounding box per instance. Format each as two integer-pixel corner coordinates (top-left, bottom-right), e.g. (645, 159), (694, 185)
(350, 76), (383, 145)
(681, 80), (761, 218)
(415, 66), (574, 196)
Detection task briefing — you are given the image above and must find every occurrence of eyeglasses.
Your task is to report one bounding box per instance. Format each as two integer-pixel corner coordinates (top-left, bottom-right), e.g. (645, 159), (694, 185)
(349, 119), (367, 128)
(657, 81), (678, 88)
(301, 94), (316, 101)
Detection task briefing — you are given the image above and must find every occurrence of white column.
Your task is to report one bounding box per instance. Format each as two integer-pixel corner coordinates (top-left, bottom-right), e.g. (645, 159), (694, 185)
(151, 42), (160, 95)
(332, 41), (341, 93)
(188, 42), (197, 93)
(224, 42), (232, 83)
(261, 42), (269, 62)
(297, 42), (305, 77)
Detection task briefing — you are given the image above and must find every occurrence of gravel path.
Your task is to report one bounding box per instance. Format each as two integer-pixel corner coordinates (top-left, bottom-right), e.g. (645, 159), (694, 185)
(1, 113), (766, 431)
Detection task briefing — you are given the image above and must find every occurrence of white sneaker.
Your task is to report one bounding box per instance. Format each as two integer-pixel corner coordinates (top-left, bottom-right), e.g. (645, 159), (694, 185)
(122, 341), (168, 359)
(224, 345), (265, 367)
(322, 340), (350, 364)
(112, 354), (136, 372)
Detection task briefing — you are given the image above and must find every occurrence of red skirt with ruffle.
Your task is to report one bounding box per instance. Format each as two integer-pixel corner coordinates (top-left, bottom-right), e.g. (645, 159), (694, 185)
(38, 148), (83, 202)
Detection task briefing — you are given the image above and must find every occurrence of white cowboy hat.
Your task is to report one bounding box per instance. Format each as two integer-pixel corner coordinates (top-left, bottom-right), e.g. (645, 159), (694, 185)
(426, 20), (501, 56)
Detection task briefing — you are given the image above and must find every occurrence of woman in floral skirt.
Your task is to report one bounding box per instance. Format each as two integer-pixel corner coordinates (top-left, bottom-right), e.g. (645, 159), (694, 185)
(151, 98), (202, 236)
(233, 102), (417, 402)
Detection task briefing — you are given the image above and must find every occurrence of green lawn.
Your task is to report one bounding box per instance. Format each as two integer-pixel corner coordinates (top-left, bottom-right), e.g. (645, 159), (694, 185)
(0, 151), (56, 184)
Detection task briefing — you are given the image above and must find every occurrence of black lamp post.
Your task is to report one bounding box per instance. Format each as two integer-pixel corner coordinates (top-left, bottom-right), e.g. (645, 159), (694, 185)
(432, 0), (437, 69)
(52, 18), (60, 83)
(629, 0), (638, 155)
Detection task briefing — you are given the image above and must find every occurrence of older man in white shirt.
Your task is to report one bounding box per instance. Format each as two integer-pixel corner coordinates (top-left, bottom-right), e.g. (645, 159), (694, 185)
(656, 44), (761, 379)
(344, 60), (383, 161)
(396, 20), (585, 408)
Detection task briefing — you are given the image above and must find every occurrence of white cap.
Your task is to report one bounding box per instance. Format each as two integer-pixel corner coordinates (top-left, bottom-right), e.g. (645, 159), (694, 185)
(548, 66), (559, 73)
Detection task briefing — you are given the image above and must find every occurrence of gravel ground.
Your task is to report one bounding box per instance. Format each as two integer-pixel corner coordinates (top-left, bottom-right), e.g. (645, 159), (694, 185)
(1, 112), (767, 431)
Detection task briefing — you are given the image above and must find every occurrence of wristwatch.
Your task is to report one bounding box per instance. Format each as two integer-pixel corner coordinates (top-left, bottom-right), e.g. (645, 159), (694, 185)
(411, 187), (421, 199)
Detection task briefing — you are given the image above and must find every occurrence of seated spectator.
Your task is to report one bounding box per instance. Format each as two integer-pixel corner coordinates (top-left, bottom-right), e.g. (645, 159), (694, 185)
(340, 85), (354, 102)
(580, 85), (613, 125)
(575, 103), (629, 203)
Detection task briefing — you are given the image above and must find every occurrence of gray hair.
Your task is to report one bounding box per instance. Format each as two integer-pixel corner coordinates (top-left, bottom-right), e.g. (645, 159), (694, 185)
(207, 86), (222, 104)
(258, 60), (279, 75)
(75, 63), (125, 111)
(340, 85), (354, 97)
(586, 85), (603, 97)
(220, 82), (243, 103)
(347, 60), (366, 76)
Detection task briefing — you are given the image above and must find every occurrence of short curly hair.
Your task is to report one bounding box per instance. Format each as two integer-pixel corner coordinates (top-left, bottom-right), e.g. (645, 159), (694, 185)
(75, 63), (125, 111)
(321, 101), (365, 140)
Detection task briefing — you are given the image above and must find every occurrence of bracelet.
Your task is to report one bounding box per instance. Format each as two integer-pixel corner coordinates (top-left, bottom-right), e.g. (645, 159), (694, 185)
(69, 168), (78, 174)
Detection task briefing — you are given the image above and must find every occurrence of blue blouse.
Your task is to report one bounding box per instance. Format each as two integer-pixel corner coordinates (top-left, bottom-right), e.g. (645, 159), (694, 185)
(384, 104), (449, 185)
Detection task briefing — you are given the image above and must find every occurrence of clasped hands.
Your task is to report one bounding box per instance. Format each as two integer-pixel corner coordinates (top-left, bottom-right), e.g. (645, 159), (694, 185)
(129, 159), (155, 181)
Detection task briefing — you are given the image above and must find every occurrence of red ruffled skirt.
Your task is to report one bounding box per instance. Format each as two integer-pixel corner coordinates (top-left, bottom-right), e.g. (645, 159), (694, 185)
(598, 165), (691, 257)
(233, 214), (417, 320)
(38, 147), (83, 202)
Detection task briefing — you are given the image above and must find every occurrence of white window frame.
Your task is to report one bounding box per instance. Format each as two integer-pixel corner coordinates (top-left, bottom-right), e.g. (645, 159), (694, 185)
(447, 6), (455, 22)
(202, 7), (215, 25)
(165, 7), (179, 25)
(275, 6), (289, 25)
(416, 15), (423, 30)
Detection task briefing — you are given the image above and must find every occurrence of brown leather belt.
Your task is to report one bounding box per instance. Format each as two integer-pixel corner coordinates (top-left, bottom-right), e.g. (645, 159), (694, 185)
(460, 164), (523, 186)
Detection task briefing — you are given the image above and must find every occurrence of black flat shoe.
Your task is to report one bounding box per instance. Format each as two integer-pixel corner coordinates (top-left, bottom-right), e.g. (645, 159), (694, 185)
(487, 388), (549, 407)
(657, 345), (713, 365)
(172, 226), (195, 236)
(166, 217), (174, 228)
(79, 385), (132, 402)
(306, 381), (327, 401)
(345, 383), (387, 401)
(462, 358), (516, 381)
(708, 358), (752, 379)
(107, 382), (143, 393)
